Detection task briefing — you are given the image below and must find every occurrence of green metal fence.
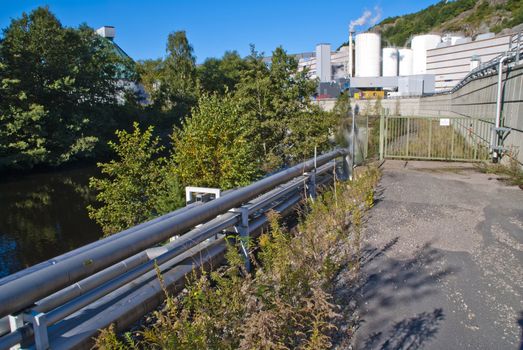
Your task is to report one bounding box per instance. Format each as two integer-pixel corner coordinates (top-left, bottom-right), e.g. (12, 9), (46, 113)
(379, 116), (494, 162)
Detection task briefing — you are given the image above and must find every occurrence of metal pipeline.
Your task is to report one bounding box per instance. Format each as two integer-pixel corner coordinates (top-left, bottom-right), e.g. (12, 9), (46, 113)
(0, 149), (347, 318)
(33, 161), (333, 316)
(0, 164), (337, 350)
(0, 201), (202, 287)
(33, 251), (151, 313)
(37, 162), (336, 326)
(50, 185), (316, 350)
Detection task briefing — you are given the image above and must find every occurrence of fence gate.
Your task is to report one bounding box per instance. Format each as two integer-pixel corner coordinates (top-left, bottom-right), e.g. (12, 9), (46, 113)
(379, 116), (494, 162)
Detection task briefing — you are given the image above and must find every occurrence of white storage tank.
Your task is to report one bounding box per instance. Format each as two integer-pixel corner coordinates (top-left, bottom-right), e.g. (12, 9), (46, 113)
(398, 48), (413, 76)
(442, 33), (464, 45)
(411, 34), (441, 74)
(382, 48), (398, 77)
(355, 32), (381, 77)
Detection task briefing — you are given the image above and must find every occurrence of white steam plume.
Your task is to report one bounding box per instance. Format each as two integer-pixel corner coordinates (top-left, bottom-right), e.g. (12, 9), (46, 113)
(349, 10), (371, 32)
(349, 6), (383, 31)
(370, 6), (382, 26)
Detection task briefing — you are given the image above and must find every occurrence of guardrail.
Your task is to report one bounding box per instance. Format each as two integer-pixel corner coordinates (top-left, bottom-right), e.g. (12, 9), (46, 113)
(0, 149), (349, 350)
(451, 31), (522, 93)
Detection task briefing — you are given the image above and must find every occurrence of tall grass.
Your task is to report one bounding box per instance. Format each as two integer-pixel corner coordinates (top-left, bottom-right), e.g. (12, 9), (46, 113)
(95, 167), (381, 349)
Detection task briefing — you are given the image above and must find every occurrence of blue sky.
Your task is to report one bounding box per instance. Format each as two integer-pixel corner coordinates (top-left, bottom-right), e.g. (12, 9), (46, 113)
(1, 1), (440, 63)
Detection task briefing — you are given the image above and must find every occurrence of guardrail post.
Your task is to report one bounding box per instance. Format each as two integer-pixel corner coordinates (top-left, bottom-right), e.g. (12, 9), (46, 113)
(305, 171), (317, 200)
(341, 154), (351, 181)
(230, 207), (251, 271)
(23, 311), (48, 350)
(8, 314), (23, 350)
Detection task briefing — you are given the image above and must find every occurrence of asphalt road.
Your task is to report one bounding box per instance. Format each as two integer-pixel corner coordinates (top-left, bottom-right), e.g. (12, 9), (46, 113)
(350, 160), (523, 350)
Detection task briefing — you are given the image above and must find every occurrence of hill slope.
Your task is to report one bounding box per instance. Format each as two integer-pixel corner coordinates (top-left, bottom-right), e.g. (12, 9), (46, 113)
(371, 0), (523, 47)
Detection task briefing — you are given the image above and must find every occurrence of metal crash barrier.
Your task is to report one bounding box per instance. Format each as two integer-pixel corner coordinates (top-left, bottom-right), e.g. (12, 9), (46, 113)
(0, 148), (350, 350)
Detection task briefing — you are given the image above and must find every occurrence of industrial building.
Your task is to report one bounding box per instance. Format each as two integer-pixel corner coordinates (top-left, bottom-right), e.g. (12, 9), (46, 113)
(298, 29), (517, 98)
(427, 33), (513, 91)
(300, 32), (441, 98)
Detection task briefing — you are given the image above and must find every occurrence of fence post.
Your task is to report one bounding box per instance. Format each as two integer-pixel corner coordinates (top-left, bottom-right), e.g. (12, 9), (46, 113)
(406, 116), (410, 157)
(451, 119), (455, 160)
(365, 114), (369, 159)
(428, 118), (433, 158)
(379, 114), (385, 160)
(351, 109), (356, 169)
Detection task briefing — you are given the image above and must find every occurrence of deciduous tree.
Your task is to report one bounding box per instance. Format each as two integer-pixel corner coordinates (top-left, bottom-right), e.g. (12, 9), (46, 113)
(88, 123), (183, 236)
(0, 7), (136, 170)
(172, 93), (260, 189)
(235, 46), (334, 170)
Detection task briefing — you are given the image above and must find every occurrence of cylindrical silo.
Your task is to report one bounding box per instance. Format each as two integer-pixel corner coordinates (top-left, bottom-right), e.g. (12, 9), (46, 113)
(382, 48), (398, 77)
(398, 48), (413, 76)
(355, 32), (381, 77)
(411, 34), (441, 74)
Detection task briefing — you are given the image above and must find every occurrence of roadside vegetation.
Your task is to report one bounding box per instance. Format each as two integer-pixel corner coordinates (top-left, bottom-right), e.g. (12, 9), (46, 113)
(94, 166), (381, 349)
(476, 153), (523, 187)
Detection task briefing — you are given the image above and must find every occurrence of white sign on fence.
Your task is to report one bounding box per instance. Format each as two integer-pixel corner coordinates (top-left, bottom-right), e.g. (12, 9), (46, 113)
(439, 118), (450, 126)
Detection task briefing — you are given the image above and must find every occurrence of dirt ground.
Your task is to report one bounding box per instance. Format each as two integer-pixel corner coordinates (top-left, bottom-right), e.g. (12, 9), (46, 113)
(347, 160), (523, 349)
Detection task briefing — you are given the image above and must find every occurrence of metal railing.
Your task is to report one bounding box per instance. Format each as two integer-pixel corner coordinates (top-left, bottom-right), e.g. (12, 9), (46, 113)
(451, 31), (522, 93)
(380, 115), (493, 162)
(0, 149), (349, 350)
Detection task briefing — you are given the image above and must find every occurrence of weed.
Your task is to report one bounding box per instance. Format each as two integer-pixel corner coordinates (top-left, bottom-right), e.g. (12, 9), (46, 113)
(476, 152), (523, 187)
(94, 166), (381, 349)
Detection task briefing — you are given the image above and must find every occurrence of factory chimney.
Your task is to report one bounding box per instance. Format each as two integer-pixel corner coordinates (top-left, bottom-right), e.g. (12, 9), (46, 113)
(348, 31), (355, 77)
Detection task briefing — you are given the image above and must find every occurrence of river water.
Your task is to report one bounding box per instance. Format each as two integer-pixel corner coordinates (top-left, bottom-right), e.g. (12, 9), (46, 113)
(0, 166), (103, 278)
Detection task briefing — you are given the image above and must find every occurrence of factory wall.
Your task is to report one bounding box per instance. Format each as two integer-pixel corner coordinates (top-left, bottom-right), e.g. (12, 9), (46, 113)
(427, 34), (512, 92)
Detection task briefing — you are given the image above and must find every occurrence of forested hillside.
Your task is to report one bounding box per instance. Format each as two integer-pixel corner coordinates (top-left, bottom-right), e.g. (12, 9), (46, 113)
(372, 0), (523, 46)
